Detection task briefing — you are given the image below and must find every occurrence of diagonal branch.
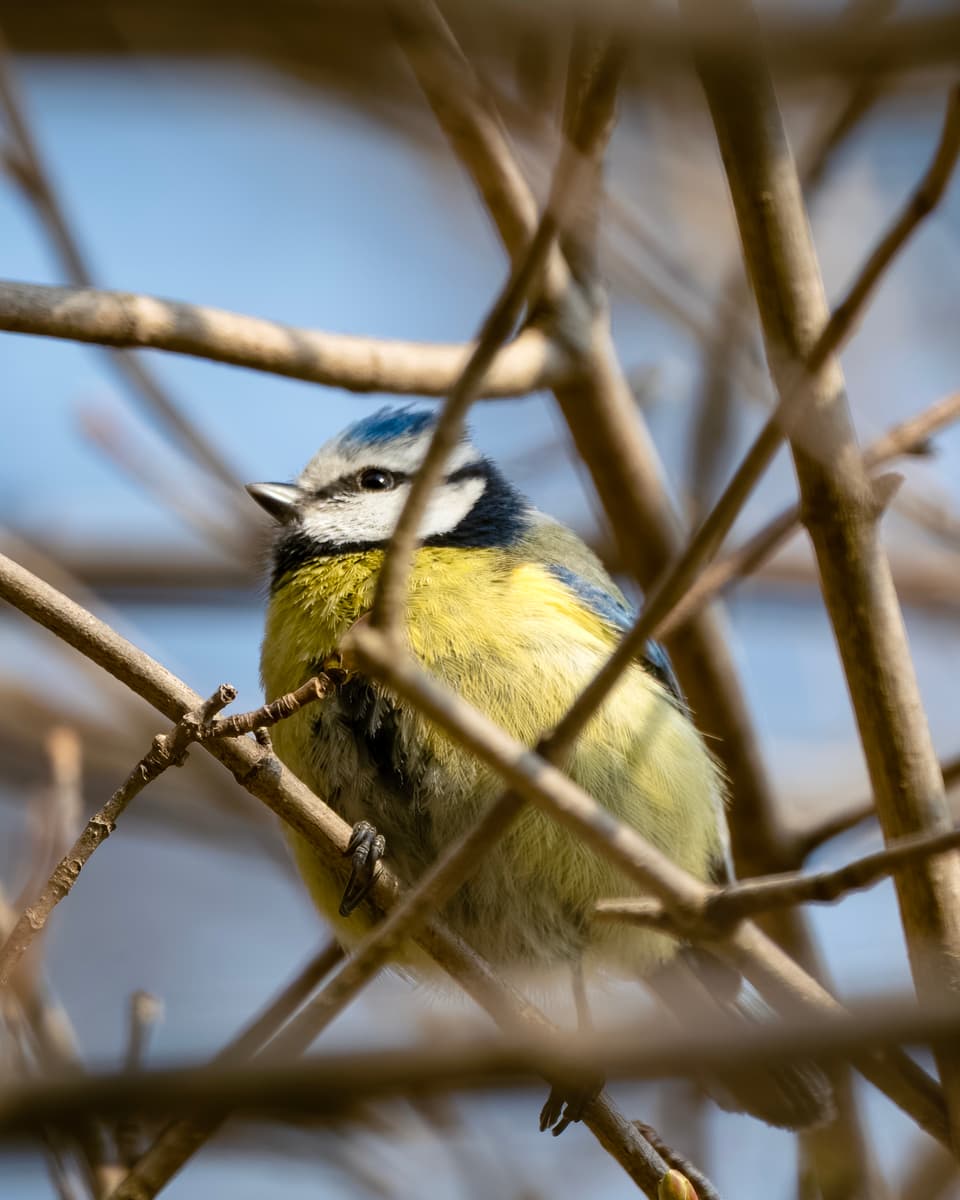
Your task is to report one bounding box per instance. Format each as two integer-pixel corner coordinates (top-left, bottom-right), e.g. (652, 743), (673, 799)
(0, 551), (674, 1199)
(0, 685), (236, 991)
(661, 389), (960, 638)
(544, 82), (960, 760)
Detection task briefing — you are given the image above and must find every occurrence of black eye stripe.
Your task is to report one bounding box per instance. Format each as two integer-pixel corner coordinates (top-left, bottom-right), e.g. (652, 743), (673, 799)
(309, 462), (484, 500)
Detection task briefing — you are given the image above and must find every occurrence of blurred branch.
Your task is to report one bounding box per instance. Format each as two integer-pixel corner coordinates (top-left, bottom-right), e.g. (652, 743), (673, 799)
(686, 0), (960, 1145)
(0, 684), (236, 990)
(6, 993), (960, 1140)
(661, 390), (960, 637)
(109, 940), (344, 1198)
(0, 888), (117, 1198)
(0, 279), (569, 398)
(688, 0), (893, 522)
(0, 44), (243, 494)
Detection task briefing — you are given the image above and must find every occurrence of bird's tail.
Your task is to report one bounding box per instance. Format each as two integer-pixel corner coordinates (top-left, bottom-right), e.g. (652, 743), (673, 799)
(646, 949), (836, 1130)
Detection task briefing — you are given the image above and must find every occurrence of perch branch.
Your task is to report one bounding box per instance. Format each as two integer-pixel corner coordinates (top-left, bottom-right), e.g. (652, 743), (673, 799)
(0, 551), (673, 1199)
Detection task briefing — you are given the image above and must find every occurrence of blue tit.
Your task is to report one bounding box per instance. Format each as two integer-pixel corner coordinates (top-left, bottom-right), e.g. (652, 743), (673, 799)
(248, 405), (832, 1130)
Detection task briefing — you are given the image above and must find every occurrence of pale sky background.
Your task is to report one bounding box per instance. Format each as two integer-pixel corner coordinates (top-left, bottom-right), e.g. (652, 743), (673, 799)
(1, 55), (959, 1198)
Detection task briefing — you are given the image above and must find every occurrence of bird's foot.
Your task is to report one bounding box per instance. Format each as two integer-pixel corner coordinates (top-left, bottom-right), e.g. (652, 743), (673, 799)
(539, 1077), (603, 1136)
(339, 820), (386, 917)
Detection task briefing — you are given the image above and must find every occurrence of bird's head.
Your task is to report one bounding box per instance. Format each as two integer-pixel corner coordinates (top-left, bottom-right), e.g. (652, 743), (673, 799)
(247, 406), (529, 578)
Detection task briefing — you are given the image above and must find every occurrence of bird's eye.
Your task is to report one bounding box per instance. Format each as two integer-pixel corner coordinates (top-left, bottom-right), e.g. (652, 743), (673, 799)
(357, 468), (395, 491)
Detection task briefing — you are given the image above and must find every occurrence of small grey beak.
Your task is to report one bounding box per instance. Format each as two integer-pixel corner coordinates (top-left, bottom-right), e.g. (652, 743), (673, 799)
(246, 482), (302, 524)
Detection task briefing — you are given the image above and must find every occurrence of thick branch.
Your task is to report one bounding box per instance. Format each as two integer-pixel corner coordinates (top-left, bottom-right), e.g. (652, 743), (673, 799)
(687, 1), (960, 1144)
(0, 280), (567, 398)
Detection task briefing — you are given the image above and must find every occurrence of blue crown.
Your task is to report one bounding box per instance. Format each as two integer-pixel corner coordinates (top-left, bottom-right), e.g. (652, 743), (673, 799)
(340, 406), (436, 448)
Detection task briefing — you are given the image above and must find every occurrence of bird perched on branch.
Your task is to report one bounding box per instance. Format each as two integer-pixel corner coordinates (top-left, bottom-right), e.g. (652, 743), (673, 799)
(248, 405), (832, 1132)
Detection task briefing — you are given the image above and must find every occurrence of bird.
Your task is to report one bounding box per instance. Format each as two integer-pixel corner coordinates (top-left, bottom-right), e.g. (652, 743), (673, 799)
(248, 404), (833, 1132)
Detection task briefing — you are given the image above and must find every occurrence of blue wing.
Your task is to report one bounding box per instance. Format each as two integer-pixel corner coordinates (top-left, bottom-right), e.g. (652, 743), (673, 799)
(545, 564), (685, 705)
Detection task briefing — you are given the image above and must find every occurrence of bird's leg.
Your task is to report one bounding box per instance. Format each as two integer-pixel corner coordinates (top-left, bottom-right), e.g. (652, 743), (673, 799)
(539, 960), (604, 1135)
(339, 820), (386, 917)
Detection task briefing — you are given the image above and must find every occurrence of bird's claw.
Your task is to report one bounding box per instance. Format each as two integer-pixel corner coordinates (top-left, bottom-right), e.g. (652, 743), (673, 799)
(339, 820), (386, 917)
(539, 1078), (603, 1136)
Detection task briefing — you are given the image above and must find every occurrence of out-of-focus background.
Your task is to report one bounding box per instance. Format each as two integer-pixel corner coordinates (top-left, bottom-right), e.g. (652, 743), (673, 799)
(1, 4), (960, 1197)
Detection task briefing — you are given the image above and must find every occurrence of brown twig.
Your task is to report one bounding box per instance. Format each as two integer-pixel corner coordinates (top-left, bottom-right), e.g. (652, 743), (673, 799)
(596, 819), (960, 931)
(0, 280), (568, 399)
(661, 390), (960, 637)
(370, 35), (619, 634)
(0, 685), (235, 990)
(369, 160), (569, 632)
(200, 677), (331, 740)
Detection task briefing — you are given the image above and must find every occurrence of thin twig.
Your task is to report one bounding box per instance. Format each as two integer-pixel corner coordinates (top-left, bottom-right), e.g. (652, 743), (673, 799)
(0, 685), (235, 989)
(369, 49), (620, 633)
(781, 748), (960, 870)
(596, 819), (960, 931)
(0, 280), (568, 399)
(660, 390), (960, 637)
(200, 677), (331, 740)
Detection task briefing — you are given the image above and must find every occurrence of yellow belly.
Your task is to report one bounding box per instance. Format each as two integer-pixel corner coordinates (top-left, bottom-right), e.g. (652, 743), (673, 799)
(260, 547), (725, 975)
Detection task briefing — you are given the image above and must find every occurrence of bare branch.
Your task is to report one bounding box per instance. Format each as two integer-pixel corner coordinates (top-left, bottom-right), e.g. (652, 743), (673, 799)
(108, 941), (344, 1199)
(200, 677), (331, 740)
(0, 280), (568, 398)
(0, 685), (235, 990)
(661, 390), (960, 638)
(685, 0), (960, 1142)
(596, 820), (960, 932)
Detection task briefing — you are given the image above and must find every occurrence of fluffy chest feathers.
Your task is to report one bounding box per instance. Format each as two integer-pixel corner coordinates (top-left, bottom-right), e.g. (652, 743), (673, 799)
(261, 545), (725, 973)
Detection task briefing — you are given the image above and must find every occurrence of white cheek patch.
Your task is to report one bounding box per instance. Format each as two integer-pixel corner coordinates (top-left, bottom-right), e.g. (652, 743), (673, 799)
(299, 476), (486, 546)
